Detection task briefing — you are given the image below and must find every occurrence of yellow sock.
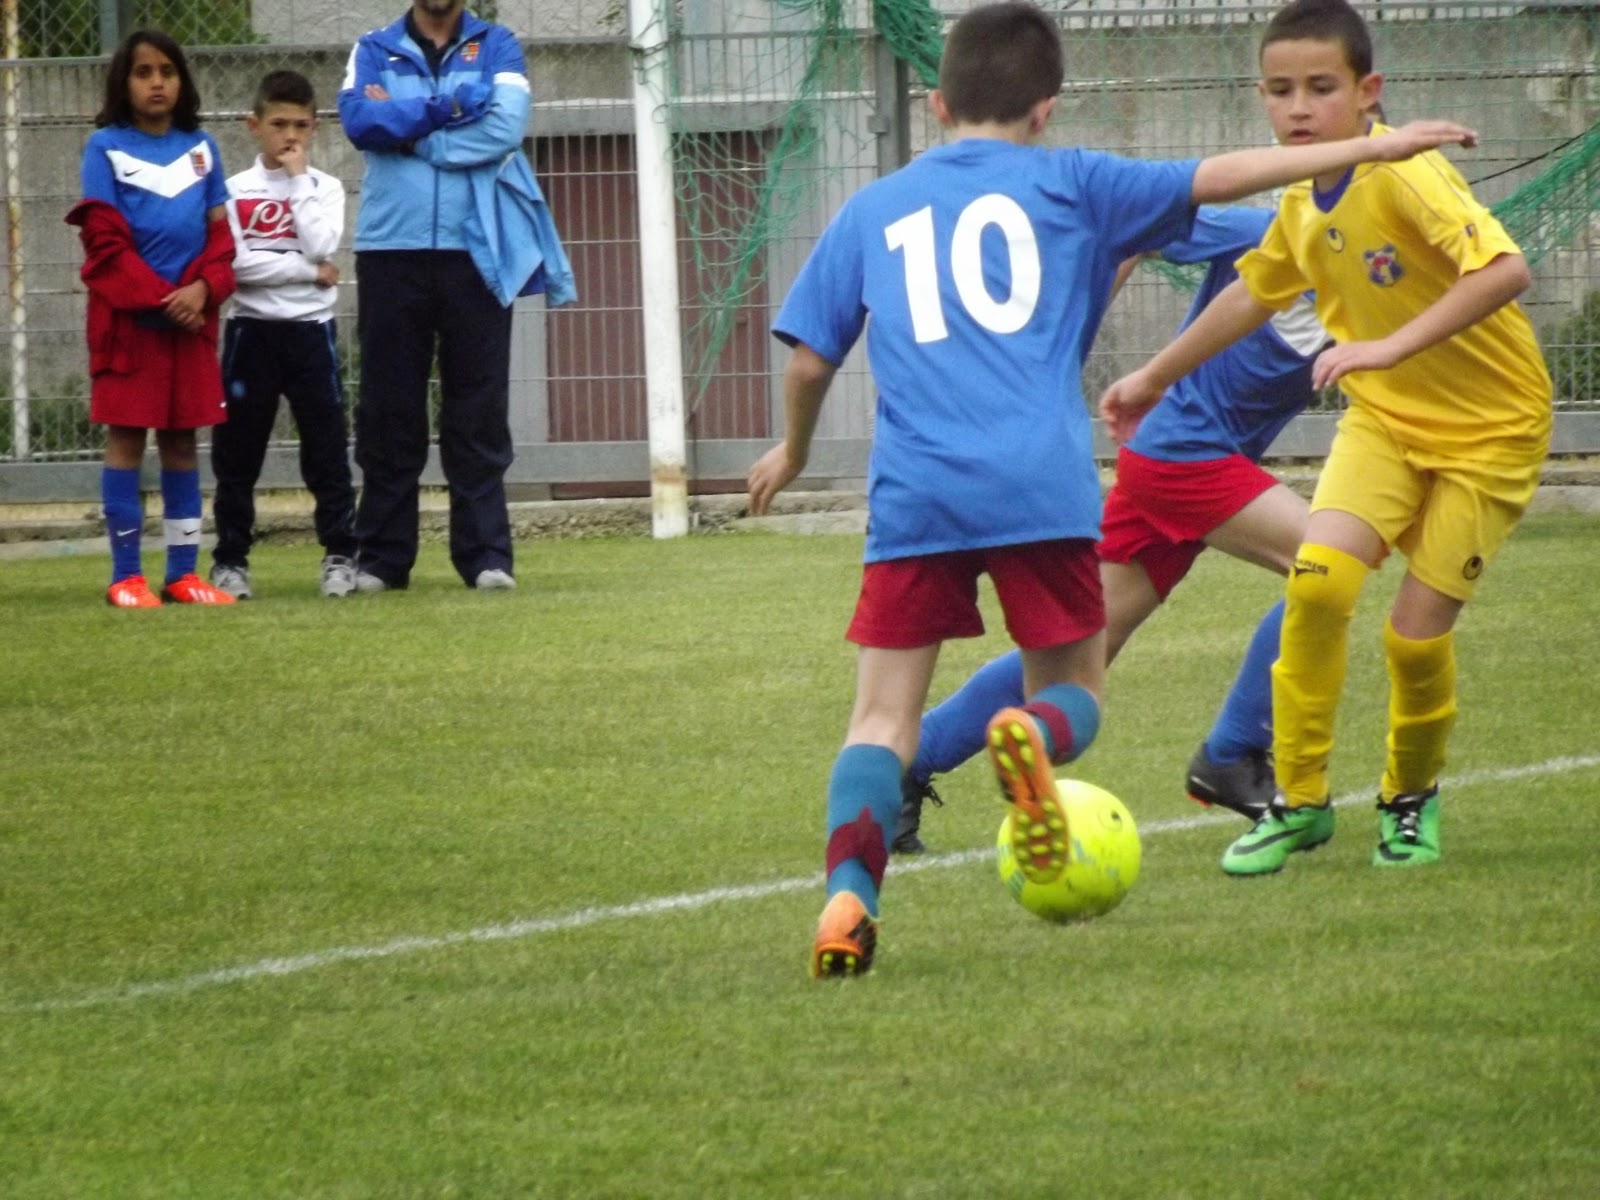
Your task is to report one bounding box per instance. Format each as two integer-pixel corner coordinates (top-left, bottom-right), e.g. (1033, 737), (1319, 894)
(1381, 619), (1456, 800)
(1273, 544), (1369, 807)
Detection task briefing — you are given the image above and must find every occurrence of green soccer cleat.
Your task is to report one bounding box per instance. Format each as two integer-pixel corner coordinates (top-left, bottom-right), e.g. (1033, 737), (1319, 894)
(1221, 797), (1335, 876)
(1373, 786), (1440, 867)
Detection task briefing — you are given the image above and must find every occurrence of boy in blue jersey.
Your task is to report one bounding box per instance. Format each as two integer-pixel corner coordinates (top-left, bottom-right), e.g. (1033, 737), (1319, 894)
(894, 206), (1328, 854)
(746, 1), (1478, 978)
(339, 0), (574, 592)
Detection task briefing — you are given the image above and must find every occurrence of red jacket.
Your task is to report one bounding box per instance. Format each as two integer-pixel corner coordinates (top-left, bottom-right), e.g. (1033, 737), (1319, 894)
(65, 198), (236, 375)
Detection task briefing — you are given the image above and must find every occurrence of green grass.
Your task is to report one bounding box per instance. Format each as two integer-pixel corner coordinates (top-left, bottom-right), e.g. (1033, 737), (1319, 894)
(2, 514), (1598, 1198)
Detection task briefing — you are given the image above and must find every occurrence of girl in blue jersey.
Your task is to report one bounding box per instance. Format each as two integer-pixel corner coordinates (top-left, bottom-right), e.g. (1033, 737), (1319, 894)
(67, 29), (237, 607)
(747, 1), (1478, 979)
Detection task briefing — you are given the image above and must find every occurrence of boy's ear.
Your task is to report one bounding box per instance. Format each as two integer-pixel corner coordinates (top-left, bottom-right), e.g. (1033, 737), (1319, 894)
(1028, 94), (1057, 135)
(1357, 71), (1384, 116)
(245, 113), (260, 135)
(928, 89), (952, 128)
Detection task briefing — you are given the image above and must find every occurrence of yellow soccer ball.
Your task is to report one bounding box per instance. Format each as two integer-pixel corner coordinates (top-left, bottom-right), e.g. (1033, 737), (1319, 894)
(996, 778), (1141, 922)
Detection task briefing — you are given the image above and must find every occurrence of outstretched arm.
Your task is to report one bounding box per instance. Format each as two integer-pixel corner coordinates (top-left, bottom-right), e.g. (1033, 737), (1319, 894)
(747, 342), (837, 515)
(1099, 279), (1274, 442)
(1312, 252), (1531, 388)
(1191, 120), (1478, 204)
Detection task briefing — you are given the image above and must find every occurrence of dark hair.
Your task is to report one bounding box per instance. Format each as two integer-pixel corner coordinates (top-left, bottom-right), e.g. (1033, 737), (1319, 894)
(938, 2), (1064, 124)
(1260, 0), (1374, 78)
(95, 28), (201, 131)
(253, 69), (317, 117)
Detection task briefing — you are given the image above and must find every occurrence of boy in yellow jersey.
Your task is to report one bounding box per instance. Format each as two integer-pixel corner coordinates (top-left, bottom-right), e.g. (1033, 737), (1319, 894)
(1100, 0), (1551, 875)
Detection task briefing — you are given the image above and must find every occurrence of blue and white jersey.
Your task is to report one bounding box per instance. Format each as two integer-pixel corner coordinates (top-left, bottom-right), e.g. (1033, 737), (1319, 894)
(775, 139), (1197, 562)
(80, 124), (227, 284)
(1127, 206), (1327, 464)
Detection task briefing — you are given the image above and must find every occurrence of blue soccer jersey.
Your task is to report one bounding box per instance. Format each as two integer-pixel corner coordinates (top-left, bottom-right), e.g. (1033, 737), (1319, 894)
(1126, 206), (1327, 464)
(80, 124), (227, 285)
(775, 139), (1197, 562)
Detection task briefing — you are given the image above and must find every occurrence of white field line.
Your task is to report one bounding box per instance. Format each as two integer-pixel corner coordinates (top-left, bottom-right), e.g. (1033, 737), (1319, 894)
(10, 753), (1598, 1015)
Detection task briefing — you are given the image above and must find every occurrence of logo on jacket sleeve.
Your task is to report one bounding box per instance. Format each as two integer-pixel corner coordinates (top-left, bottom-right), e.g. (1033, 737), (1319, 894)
(1363, 244), (1403, 286)
(462, 40), (480, 62)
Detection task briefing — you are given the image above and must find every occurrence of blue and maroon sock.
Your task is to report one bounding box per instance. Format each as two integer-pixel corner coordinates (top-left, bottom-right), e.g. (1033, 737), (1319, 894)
(1019, 682), (1101, 765)
(823, 743), (902, 917)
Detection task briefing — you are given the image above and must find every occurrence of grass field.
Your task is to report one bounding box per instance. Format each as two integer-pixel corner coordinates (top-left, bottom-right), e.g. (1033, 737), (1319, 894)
(3, 512), (1597, 1198)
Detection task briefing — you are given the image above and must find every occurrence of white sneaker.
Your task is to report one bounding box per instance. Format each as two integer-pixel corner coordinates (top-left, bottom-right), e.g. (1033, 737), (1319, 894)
(210, 563), (253, 600)
(354, 570), (391, 593)
(320, 555), (357, 598)
(474, 568), (516, 590)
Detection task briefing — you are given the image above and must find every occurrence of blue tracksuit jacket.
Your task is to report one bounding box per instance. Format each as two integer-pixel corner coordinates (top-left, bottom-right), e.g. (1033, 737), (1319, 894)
(338, 11), (531, 253)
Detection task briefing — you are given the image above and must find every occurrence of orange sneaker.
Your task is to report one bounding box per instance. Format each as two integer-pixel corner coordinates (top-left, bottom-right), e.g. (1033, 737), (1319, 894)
(106, 575), (162, 608)
(810, 891), (877, 979)
(987, 706), (1069, 885)
(160, 573), (237, 605)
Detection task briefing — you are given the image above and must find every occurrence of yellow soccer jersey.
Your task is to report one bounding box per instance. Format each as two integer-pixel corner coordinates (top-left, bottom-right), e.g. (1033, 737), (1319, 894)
(1237, 124), (1552, 459)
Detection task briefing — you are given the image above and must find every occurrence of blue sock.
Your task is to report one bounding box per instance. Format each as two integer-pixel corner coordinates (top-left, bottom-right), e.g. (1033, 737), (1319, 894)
(912, 651), (1025, 782)
(102, 466), (143, 583)
(1025, 682), (1101, 764)
(160, 467), (203, 585)
(1205, 598), (1283, 763)
(824, 743), (902, 917)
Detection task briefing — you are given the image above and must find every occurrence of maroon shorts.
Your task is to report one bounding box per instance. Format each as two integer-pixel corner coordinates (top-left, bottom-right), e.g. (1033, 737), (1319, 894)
(1096, 447), (1278, 599)
(90, 322), (226, 430)
(847, 538), (1104, 650)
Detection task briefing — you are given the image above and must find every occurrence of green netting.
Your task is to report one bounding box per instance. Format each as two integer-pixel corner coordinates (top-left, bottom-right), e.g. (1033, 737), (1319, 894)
(667, 0), (943, 413)
(664, 2), (1600, 418)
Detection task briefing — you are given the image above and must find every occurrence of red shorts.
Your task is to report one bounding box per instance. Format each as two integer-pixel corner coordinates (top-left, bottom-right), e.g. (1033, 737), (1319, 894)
(90, 322), (226, 430)
(847, 538), (1104, 650)
(1096, 447), (1278, 599)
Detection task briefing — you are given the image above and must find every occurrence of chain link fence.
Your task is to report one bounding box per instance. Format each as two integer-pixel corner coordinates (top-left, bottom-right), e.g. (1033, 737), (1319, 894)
(2, 1), (1597, 497)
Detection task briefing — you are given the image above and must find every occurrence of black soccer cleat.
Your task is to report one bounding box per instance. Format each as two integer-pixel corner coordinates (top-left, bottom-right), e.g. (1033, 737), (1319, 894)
(890, 774), (942, 855)
(1185, 743), (1274, 823)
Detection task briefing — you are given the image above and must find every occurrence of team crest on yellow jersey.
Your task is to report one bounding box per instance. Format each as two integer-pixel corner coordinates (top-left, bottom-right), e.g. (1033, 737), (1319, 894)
(1363, 244), (1403, 286)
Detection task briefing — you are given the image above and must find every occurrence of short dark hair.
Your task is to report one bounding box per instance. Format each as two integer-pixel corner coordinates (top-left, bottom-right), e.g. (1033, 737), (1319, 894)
(253, 69), (317, 117)
(95, 28), (201, 131)
(1260, 0), (1374, 78)
(938, 3), (1064, 124)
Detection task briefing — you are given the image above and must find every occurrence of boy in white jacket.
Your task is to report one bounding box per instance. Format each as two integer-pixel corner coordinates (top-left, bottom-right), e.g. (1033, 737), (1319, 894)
(210, 70), (355, 599)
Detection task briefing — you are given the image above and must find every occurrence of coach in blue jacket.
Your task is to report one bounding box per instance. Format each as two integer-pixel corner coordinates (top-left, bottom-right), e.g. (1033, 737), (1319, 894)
(339, 0), (536, 592)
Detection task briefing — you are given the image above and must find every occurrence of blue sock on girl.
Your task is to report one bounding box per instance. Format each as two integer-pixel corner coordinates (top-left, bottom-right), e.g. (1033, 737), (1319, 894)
(102, 466), (143, 582)
(160, 467), (203, 585)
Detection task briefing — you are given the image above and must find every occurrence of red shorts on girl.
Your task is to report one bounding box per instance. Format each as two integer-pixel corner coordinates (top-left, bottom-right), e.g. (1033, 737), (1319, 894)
(847, 538), (1104, 650)
(90, 321), (226, 430)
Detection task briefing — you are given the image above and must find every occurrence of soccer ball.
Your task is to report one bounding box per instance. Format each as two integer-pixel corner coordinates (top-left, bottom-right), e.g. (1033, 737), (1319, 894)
(996, 778), (1141, 923)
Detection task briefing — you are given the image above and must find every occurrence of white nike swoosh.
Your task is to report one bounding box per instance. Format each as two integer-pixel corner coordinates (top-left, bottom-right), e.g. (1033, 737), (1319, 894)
(116, 527), (138, 537)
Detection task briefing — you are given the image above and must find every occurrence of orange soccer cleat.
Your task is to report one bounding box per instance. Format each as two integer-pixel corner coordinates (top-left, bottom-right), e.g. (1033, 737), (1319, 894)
(986, 707), (1070, 885)
(106, 575), (162, 608)
(159, 573), (238, 605)
(810, 891), (877, 979)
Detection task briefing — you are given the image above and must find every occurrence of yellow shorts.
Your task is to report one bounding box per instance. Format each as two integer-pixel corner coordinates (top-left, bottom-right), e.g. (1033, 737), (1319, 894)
(1311, 403), (1546, 602)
